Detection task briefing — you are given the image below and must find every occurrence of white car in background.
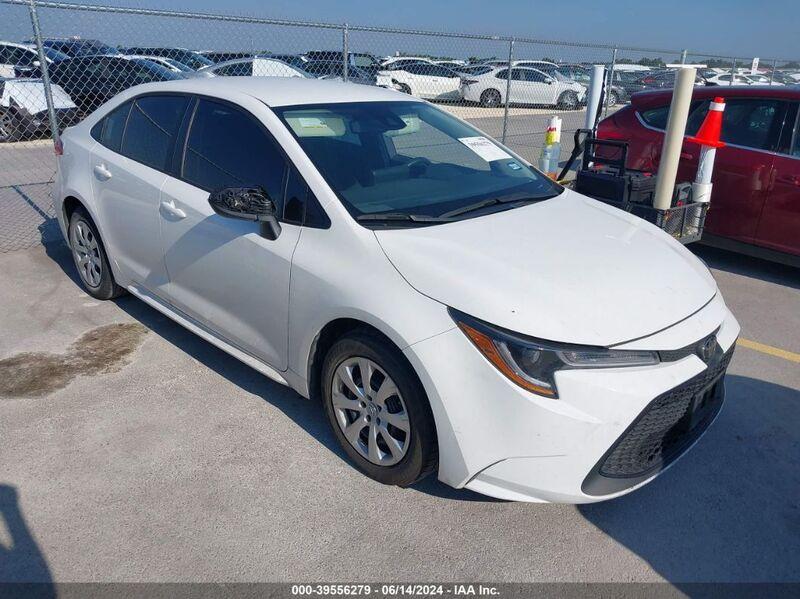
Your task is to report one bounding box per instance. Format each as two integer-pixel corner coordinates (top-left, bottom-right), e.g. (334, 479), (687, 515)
(0, 77), (77, 142)
(704, 72), (780, 86)
(196, 57), (311, 78)
(461, 66), (586, 109)
(378, 62), (463, 100)
(380, 56), (435, 70)
(0, 41), (68, 79)
(53, 77), (739, 503)
(125, 54), (195, 74)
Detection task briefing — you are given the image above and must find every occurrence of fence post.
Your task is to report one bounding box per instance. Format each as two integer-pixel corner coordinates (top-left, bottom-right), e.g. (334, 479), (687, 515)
(604, 46), (617, 118)
(342, 23), (349, 82)
(769, 58), (777, 85)
(26, 0), (60, 146)
(729, 58), (736, 85)
(680, 49), (688, 65)
(501, 37), (514, 144)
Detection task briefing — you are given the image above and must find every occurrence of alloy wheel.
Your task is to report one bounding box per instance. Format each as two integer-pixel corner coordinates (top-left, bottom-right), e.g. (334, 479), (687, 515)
(0, 111), (14, 142)
(331, 357), (411, 466)
(71, 221), (103, 288)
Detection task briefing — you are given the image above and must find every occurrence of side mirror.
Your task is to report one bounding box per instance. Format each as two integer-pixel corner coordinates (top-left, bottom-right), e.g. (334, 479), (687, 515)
(208, 186), (282, 240)
(546, 77), (555, 85)
(33, 60), (41, 67)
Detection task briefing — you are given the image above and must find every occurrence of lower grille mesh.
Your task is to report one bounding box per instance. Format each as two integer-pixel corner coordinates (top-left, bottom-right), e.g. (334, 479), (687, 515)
(598, 348), (734, 478)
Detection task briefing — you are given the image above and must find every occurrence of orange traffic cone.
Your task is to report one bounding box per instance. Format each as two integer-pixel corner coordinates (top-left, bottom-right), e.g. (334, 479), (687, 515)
(686, 97), (726, 148)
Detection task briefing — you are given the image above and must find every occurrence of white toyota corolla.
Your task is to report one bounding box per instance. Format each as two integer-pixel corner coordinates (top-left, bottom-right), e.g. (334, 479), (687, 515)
(54, 77), (739, 503)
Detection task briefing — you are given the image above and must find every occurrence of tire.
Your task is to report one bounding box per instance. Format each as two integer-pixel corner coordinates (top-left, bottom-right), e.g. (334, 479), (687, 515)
(321, 329), (438, 487)
(0, 109), (21, 143)
(68, 207), (125, 300)
(606, 90), (619, 106)
(397, 83), (412, 95)
(557, 90), (579, 111)
(480, 88), (502, 108)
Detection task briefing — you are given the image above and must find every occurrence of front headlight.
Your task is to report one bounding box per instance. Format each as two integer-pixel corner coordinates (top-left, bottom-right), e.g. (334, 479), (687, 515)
(450, 309), (659, 398)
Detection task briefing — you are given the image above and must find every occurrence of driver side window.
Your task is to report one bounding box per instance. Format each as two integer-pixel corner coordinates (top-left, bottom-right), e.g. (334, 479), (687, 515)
(182, 99), (288, 212)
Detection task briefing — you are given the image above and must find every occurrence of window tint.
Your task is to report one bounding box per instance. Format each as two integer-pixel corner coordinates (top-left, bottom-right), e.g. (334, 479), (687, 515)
(495, 69), (509, 80)
(688, 99), (787, 150)
(183, 99), (287, 206)
(120, 95), (189, 171)
(216, 62), (252, 76)
(640, 106), (670, 129)
(523, 70), (548, 83)
(91, 100), (132, 153)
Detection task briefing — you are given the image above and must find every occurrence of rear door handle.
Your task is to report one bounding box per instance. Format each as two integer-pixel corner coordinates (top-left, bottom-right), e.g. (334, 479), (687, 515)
(160, 199), (186, 219)
(93, 163), (112, 180)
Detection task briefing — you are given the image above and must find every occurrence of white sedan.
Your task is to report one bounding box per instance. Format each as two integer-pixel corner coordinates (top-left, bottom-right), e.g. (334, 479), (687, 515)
(196, 57), (311, 78)
(461, 66), (586, 109)
(377, 62), (463, 100)
(54, 77), (739, 503)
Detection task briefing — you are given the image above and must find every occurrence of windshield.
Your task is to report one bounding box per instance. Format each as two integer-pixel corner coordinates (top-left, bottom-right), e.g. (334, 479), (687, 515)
(274, 101), (560, 221)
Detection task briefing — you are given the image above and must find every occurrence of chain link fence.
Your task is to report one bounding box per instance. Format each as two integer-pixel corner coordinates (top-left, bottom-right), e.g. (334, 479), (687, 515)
(1, 0), (798, 251)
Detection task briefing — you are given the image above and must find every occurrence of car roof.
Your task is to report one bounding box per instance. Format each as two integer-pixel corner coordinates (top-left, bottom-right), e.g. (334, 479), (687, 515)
(125, 76), (417, 106)
(631, 85), (800, 108)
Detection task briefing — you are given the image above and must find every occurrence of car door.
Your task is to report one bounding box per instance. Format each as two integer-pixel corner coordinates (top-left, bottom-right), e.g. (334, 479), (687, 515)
(523, 69), (558, 105)
(755, 102), (800, 256)
(159, 97), (301, 370)
(402, 63), (430, 97)
(90, 94), (189, 290)
(675, 97), (787, 243)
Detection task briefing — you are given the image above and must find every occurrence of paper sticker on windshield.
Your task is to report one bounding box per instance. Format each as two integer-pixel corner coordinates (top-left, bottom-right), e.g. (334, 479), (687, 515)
(458, 136), (512, 162)
(285, 112), (346, 137)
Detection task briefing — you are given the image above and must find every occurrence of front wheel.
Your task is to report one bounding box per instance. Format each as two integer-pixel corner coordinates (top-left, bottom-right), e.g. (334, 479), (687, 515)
(557, 90), (579, 110)
(606, 90), (619, 106)
(321, 330), (438, 487)
(0, 109), (21, 143)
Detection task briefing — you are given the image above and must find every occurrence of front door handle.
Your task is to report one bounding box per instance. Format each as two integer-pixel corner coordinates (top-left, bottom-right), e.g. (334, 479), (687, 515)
(160, 199), (186, 219)
(778, 174), (800, 186)
(93, 163), (112, 180)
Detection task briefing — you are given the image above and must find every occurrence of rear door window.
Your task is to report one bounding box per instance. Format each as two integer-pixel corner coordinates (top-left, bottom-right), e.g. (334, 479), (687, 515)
(120, 95), (189, 171)
(688, 98), (788, 151)
(182, 99), (287, 209)
(640, 106), (670, 129)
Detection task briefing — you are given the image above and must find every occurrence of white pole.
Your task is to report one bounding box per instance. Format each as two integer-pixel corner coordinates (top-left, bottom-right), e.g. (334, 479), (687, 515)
(583, 64), (605, 132)
(653, 67), (697, 210)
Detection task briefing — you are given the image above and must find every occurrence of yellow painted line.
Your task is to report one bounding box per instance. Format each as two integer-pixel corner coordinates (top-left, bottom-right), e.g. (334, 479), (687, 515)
(737, 338), (800, 363)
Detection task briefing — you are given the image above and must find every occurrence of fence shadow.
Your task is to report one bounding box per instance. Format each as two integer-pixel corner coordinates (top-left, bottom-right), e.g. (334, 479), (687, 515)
(579, 374), (800, 583)
(0, 484), (56, 596)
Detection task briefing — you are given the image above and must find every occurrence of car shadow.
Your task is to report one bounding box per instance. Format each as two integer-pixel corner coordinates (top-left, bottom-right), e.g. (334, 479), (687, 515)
(0, 484), (56, 596)
(692, 244), (799, 290)
(579, 374), (800, 583)
(41, 238), (490, 503)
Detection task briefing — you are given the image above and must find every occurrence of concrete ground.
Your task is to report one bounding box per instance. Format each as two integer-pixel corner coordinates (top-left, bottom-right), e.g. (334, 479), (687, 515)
(0, 228), (798, 584)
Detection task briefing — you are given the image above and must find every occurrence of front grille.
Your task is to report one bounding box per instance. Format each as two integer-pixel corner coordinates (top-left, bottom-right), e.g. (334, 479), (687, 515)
(582, 346), (733, 495)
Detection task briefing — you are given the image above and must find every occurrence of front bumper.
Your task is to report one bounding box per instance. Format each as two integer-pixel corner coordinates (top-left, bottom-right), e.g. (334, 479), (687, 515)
(404, 293), (740, 503)
(14, 107), (80, 138)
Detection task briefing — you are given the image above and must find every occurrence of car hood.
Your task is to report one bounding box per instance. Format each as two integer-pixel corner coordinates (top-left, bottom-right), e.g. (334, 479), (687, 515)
(0, 79), (76, 113)
(374, 189), (716, 346)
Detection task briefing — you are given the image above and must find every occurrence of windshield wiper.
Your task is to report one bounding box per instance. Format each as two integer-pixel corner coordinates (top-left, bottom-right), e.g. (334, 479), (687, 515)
(356, 212), (451, 224)
(441, 196), (552, 219)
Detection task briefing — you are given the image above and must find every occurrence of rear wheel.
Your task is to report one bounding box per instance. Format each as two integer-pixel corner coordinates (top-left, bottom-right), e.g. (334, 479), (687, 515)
(480, 88), (502, 107)
(606, 90), (619, 106)
(321, 330), (438, 487)
(68, 208), (125, 300)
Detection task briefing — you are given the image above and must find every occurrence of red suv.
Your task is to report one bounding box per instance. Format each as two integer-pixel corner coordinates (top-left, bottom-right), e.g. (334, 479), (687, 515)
(597, 86), (800, 264)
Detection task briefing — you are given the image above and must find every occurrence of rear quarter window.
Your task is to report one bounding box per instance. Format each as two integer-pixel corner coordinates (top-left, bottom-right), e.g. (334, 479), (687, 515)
(91, 100), (133, 153)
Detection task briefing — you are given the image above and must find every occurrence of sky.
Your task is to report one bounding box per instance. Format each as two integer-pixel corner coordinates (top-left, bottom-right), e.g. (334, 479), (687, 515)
(71, 0), (799, 59)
